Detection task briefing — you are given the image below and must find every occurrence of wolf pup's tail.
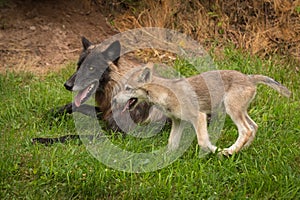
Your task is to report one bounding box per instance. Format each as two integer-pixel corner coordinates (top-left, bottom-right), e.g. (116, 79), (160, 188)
(249, 75), (291, 97)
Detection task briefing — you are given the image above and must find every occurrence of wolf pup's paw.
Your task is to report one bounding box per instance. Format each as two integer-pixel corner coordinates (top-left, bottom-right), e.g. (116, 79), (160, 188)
(219, 148), (234, 157)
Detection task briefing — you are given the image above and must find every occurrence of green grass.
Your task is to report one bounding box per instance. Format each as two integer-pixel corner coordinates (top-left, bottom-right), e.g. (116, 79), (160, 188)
(0, 49), (300, 199)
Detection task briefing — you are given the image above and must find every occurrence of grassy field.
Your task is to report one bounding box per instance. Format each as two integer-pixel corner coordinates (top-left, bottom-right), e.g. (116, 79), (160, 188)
(1, 48), (299, 199)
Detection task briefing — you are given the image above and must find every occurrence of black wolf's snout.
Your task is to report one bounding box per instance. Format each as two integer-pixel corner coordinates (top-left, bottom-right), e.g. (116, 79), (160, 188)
(64, 73), (76, 91)
(64, 81), (73, 91)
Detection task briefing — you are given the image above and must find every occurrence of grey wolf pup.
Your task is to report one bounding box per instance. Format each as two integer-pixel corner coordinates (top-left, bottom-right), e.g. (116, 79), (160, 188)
(113, 63), (291, 155)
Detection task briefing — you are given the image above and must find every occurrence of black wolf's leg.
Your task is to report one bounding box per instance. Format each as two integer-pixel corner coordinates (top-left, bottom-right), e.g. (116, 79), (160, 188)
(50, 103), (73, 116)
(74, 104), (102, 119)
(50, 103), (102, 119)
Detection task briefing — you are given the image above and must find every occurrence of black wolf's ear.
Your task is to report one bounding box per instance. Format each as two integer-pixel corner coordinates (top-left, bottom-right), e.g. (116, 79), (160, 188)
(102, 40), (121, 64)
(81, 36), (92, 50)
(138, 67), (152, 83)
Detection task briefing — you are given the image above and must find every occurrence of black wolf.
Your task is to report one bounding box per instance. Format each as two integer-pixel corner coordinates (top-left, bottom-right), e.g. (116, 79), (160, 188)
(32, 37), (164, 144)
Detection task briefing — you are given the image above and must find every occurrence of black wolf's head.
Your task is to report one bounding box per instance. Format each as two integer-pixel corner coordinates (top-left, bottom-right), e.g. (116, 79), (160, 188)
(65, 37), (121, 107)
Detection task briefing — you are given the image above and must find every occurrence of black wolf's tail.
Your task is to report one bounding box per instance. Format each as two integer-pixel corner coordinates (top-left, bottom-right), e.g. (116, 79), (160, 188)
(249, 75), (291, 97)
(32, 134), (103, 145)
(32, 135), (81, 145)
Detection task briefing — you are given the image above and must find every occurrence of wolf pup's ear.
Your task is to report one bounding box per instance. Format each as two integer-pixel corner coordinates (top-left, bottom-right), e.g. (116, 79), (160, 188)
(81, 36), (92, 50)
(103, 40), (121, 65)
(138, 67), (152, 83)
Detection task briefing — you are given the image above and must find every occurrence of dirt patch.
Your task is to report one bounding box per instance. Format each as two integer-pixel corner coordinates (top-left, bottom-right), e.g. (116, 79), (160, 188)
(1, 0), (299, 75)
(0, 0), (117, 75)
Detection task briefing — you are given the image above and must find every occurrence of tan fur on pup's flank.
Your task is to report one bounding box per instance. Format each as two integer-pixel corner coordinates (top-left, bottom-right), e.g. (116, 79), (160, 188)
(113, 63), (291, 156)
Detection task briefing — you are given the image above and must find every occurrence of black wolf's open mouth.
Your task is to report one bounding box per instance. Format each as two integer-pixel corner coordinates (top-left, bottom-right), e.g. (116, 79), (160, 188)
(122, 98), (138, 113)
(74, 81), (98, 107)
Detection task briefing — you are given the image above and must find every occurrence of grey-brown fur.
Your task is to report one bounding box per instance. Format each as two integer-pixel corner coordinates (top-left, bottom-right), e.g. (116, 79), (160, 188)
(113, 63), (291, 155)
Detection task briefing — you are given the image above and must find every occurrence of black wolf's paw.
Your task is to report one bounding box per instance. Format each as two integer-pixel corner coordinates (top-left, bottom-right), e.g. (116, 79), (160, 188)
(48, 103), (74, 118)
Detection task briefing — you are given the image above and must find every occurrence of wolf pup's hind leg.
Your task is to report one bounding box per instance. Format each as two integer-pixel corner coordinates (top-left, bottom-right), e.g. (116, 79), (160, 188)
(221, 87), (256, 155)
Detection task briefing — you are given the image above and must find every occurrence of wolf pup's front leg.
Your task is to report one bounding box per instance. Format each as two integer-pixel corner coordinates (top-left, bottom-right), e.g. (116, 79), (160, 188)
(167, 119), (185, 151)
(193, 112), (218, 153)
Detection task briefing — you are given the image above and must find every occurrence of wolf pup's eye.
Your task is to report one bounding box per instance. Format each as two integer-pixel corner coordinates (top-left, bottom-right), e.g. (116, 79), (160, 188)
(125, 85), (132, 91)
(89, 66), (94, 71)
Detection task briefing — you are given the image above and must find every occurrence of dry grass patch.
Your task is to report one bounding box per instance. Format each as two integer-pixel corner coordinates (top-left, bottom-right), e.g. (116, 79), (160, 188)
(96, 0), (300, 63)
